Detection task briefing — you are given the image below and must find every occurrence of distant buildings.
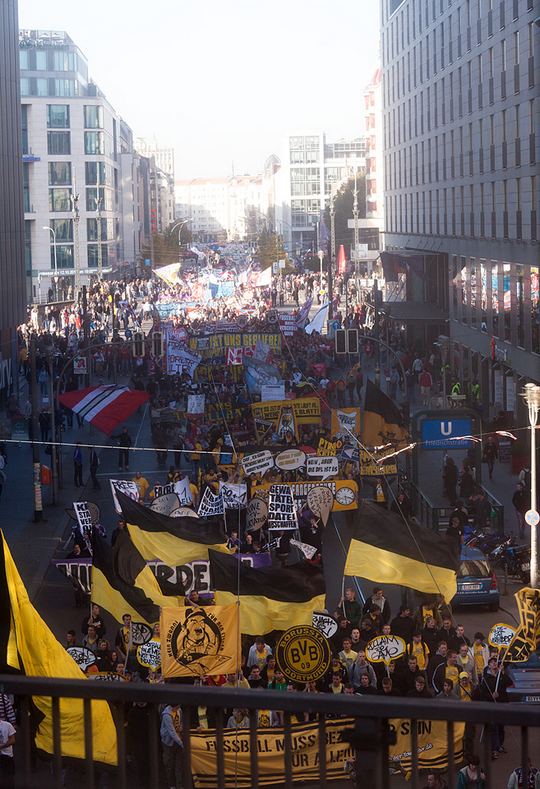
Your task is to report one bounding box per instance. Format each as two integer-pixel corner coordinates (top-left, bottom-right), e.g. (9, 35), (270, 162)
(0, 0), (27, 355)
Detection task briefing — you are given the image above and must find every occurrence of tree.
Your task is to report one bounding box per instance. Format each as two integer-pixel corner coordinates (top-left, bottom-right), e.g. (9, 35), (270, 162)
(256, 228), (287, 270)
(324, 175), (366, 259)
(141, 222), (192, 267)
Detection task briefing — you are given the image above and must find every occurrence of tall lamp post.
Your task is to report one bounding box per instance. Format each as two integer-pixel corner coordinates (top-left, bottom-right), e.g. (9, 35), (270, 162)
(43, 226), (58, 300)
(523, 383), (540, 588)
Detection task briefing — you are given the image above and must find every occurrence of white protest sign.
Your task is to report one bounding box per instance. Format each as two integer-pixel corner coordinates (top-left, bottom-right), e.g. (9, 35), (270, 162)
(174, 477), (194, 506)
(73, 501), (93, 539)
(366, 635), (406, 665)
(153, 483), (176, 498)
(247, 496), (268, 532)
(242, 450), (274, 477)
(268, 484), (297, 530)
(198, 488), (225, 518)
(275, 448), (306, 471)
(110, 479), (140, 514)
(130, 622), (153, 646)
(170, 507), (199, 518)
(261, 383), (285, 401)
(334, 409), (358, 438)
(137, 639), (161, 671)
(488, 623), (517, 649)
(306, 456), (339, 481)
(219, 482), (248, 509)
(150, 492), (180, 516)
(166, 337), (201, 377)
(187, 394), (205, 414)
(67, 646), (96, 672)
(312, 612), (338, 639)
(306, 485), (334, 526)
(290, 539), (317, 559)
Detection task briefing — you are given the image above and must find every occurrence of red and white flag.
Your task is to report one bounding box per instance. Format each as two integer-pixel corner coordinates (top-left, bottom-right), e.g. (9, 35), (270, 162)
(59, 386), (149, 435)
(226, 347), (243, 366)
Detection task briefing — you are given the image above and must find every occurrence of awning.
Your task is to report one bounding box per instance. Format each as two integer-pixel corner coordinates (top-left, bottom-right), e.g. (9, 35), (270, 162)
(382, 301), (448, 323)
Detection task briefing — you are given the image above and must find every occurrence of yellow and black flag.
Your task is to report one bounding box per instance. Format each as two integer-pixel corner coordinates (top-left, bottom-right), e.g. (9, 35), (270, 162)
(92, 533), (162, 625)
(0, 531), (117, 765)
(118, 491), (232, 566)
(209, 550), (326, 635)
(362, 379), (409, 447)
(344, 503), (458, 603)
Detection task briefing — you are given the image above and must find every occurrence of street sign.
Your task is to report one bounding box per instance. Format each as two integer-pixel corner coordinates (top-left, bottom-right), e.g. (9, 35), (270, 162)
(73, 356), (87, 375)
(420, 417), (473, 449)
(525, 510), (540, 527)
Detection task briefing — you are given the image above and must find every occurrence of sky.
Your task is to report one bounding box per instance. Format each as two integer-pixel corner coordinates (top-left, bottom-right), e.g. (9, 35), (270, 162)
(18, 0), (380, 179)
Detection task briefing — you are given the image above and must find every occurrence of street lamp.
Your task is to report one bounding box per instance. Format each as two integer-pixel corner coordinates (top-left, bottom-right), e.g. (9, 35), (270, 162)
(523, 382), (540, 588)
(43, 226), (58, 300)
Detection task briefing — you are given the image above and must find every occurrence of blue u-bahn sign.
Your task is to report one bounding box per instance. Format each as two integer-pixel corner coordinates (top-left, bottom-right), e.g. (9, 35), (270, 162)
(420, 417), (473, 449)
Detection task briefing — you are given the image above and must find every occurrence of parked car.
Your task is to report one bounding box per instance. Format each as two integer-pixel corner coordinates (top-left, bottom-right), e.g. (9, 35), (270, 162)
(452, 546), (500, 610)
(507, 652), (540, 704)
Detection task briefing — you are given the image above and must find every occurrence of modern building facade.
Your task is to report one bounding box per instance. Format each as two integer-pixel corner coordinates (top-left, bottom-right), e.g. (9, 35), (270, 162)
(280, 133), (366, 252)
(19, 30), (142, 300)
(380, 0), (540, 410)
(0, 0), (27, 367)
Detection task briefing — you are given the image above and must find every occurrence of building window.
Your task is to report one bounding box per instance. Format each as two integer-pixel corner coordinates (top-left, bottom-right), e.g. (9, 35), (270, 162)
(84, 131), (105, 155)
(53, 51), (77, 71)
(19, 50), (29, 69)
(84, 105), (103, 129)
(48, 162), (72, 186)
(23, 162), (30, 213)
(50, 218), (73, 241)
(54, 244), (74, 269)
(85, 161), (107, 185)
(35, 50), (48, 70)
(87, 244), (109, 268)
(86, 218), (107, 241)
(47, 131), (71, 155)
(54, 79), (77, 97)
(36, 78), (48, 97)
(21, 105), (28, 155)
(47, 105), (70, 129)
(49, 188), (73, 212)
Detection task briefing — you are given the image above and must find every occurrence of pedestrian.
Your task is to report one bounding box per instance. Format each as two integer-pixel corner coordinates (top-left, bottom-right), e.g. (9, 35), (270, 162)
(419, 368), (433, 406)
(456, 755), (486, 788)
(160, 703), (183, 789)
(506, 759), (540, 788)
(458, 466), (475, 500)
(113, 427), (132, 471)
(483, 437), (498, 480)
(512, 482), (529, 539)
(443, 457), (458, 503)
(346, 368), (356, 405)
(73, 442), (83, 487)
(0, 716), (15, 788)
(89, 446), (100, 490)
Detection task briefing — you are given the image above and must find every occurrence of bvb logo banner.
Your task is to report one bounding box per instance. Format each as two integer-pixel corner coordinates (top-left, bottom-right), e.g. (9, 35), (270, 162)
(161, 605), (240, 678)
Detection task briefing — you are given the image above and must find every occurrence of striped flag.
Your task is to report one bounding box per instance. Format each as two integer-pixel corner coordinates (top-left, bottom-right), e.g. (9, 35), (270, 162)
(59, 385), (149, 435)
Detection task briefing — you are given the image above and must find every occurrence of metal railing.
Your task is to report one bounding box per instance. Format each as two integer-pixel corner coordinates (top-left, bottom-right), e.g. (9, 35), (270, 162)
(411, 484), (504, 534)
(1, 674), (539, 789)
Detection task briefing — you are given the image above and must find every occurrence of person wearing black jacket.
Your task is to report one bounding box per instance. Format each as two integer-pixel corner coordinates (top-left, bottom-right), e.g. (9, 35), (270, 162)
(397, 656), (426, 695)
(437, 618), (458, 651)
(427, 642), (449, 689)
(113, 427), (133, 471)
(362, 587), (391, 625)
(390, 607), (415, 643)
(407, 675), (433, 698)
(421, 617), (440, 653)
(477, 658), (511, 760)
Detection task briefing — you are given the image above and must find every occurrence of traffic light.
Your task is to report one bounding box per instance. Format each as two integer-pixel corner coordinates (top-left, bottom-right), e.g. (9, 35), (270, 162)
(152, 331), (164, 357)
(347, 329), (359, 355)
(133, 332), (145, 358)
(335, 329), (359, 354)
(335, 329), (347, 354)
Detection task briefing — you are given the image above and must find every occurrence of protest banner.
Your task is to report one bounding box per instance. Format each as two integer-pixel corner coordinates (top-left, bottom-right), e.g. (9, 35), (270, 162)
(276, 405), (298, 442)
(148, 554), (271, 596)
(110, 479), (140, 514)
(190, 718), (354, 788)
(278, 312), (297, 337)
(166, 338), (201, 377)
(276, 625), (332, 683)
(306, 485), (334, 526)
(366, 634), (406, 666)
(260, 383), (285, 401)
(219, 482), (248, 509)
(306, 456), (339, 480)
(170, 507), (199, 518)
(188, 332), (281, 359)
(153, 483), (176, 498)
(488, 623), (517, 649)
(67, 646), (96, 672)
(359, 449), (398, 476)
(268, 484), (297, 530)
(198, 488), (225, 518)
(290, 539), (317, 559)
(317, 437), (338, 457)
(73, 501), (93, 542)
(312, 612), (338, 638)
(251, 397), (321, 428)
(150, 492), (181, 516)
(226, 347), (244, 366)
(174, 477), (194, 506)
(161, 605), (240, 678)
(137, 639), (162, 672)
(54, 558), (92, 595)
(252, 480), (358, 514)
(187, 394), (206, 414)
(275, 448), (306, 471)
(503, 587), (540, 662)
(241, 450), (274, 477)
(389, 718), (464, 776)
(331, 408), (361, 439)
(246, 496), (268, 532)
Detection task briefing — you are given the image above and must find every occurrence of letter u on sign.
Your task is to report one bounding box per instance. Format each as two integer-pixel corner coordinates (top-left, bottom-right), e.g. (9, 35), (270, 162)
(440, 421), (452, 436)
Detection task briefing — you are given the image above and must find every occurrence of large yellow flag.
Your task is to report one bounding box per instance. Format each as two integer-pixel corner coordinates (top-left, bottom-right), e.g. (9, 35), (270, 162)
(0, 532), (117, 765)
(161, 605), (240, 679)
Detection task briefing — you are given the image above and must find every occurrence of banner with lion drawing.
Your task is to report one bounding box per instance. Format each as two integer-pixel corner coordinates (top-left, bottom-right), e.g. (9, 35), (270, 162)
(160, 605), (240, 678)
